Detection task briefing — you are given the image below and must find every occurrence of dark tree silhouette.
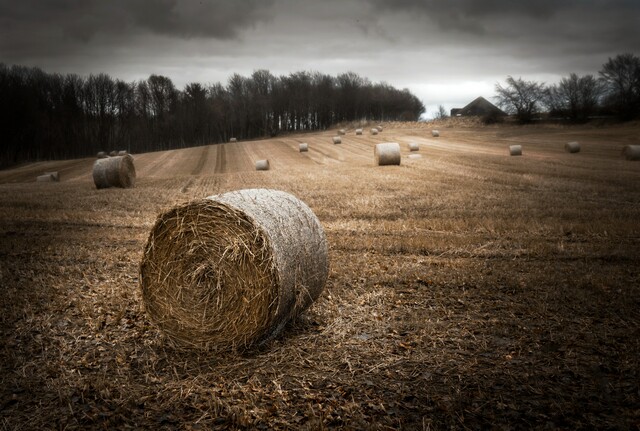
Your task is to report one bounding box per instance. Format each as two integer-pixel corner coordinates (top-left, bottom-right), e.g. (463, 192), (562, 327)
(599, 53), (640, 120)
(495, 76), (546, 123)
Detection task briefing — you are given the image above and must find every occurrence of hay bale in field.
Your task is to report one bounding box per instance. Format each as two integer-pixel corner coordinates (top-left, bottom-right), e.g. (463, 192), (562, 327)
(299, 143), (309, 152)
(139, 188), (329, 350)
(377, 125), (383, 131)
(36, 173), (56, 182)
(230, 137), (237, 143)
(431, 130), (440, 137)
(92, 154), (136, 189)
(117, 150), (128, 156)
(332, 136), (342, 144)
(408, 142), (419, 151)
(374, 142), (401, 166)
(44, 171), (60, 182)
(408, 154), (422, 159)
(338, 129), (346, 135)
(109, 150), (117, 157)
(255, 159), (270, 170)
(355, 128), (363, 135)
(97, 151), (108, 159)
(509, 145), (522, 156)
(565, 141), (581, 153)
(370, 128), (379, 135)
(622, 145), (640, 160)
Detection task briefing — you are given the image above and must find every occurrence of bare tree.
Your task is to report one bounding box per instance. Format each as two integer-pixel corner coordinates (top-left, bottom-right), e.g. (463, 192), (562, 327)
(546, 73), (602, 121)
(495, 76), (546, 123)
(599, 53), (640, 120)
(435, 104), (448, 120)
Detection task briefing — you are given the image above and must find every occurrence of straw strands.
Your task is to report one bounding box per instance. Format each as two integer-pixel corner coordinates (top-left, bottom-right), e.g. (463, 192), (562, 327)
(509, 145), (523, 156)
(299, 143), (309, 152)
(333, 136), (342, 144)
(622, 145), (640, 160)
(92, 154), (136, 189)
(374, 142), (401, 166)
(139, 188), (329, 351)
(565, 142), (581, 153)
(255, 160), (270, 170)
(408, 142), (419, 151)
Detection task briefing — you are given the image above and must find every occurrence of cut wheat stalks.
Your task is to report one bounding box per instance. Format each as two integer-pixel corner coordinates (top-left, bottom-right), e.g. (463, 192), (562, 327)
(431, 130), (440, 137)
(139, 188), (329, 351)
(370, 128), (379, 135)
(255, 160), (270, 170)
(374, 142), (401, 166)
(299, 143), (309, 152)
(332, 136), (342, 144)
(509, 145), (523, 156)
(408, 142), (419, 152)
(622, 145), (640, 161)
(355, 129), (363, 135)
(92, 154), (136, 189)
(565, 141), (581, 153)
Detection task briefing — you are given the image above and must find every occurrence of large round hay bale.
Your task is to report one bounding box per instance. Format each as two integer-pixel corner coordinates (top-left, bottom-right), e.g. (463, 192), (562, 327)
(377, 125), (383, 132)
(622, 145), (640, 160)
(370, 128), (378, 135)
(338, 129), (346, 135)
(92, 154), (136, 189)
(355, 128), (363, 135)
(509, 145), (522, 156)
(299, 143), (309, 152)
(117, 150), (128, 156)
(97, 151), (108, 159)
(565, 141), (580, 153)
(139, 188), (329, 350)
(431, 130), (440, 137)
(255, 159), (270, 170)
(374, 142), (401, 166)
(408, 142), (419, 151)
(332, 136), (342, 144)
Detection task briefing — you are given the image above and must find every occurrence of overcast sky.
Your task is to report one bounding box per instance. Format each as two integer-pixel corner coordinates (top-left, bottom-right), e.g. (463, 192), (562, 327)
(1, 0), (639, 118)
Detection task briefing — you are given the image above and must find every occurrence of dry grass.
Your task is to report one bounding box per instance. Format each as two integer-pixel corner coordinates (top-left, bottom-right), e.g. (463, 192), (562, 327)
(0, 122), (639, 430)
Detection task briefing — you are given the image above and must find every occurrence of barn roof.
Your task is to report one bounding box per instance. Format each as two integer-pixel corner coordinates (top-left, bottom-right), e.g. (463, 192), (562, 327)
(454, 96), (506, 117)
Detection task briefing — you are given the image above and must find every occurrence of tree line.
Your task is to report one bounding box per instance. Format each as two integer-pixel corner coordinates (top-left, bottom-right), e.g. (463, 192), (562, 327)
(495, 53), (640, 123)
(0, 66), (425, 167)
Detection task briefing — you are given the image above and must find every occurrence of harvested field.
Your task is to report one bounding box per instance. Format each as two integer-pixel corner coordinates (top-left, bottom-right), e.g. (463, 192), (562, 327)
(0, 122), (639, 430)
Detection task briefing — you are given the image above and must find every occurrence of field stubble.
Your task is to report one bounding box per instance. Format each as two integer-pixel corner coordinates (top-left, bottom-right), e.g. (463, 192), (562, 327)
(0, 122), (639, 429)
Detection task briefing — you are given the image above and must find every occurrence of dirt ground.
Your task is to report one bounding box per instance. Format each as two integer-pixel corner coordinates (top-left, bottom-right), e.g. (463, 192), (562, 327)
(1, 121), (639, 430)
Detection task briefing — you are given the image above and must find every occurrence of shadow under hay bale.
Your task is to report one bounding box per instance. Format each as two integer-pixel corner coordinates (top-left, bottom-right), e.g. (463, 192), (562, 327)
(408, 142), (419, 151)
(139, 188), (329, 351)
(299, 143), (308, 152)
(375, 142), (401, 166)
(432, 130), (440, 137)
(255, 159), (270, 170)
(565, 141), (581, 153)
(622, 145), (640, 160)
(510, 145), (523, 156)
(92, 154), (136, 189)
(332, 136), (342, 144)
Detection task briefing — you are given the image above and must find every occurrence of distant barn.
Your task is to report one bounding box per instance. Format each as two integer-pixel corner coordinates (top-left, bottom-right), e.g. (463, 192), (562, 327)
(451, 96), (506, 117)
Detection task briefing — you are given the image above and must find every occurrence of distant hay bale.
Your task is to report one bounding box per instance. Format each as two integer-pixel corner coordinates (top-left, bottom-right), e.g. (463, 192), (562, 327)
(377, 125), (383, 131)
(44, 171), (60, 182)
(92, 154), (136, 189)
(408, 142), (419, 151)
(370, 128), (379, 135)
(509, 145), (523, 156)
(374, 142), (401, 166)
(230, 138), (237, 143)
(118, 150), (128, 156)
(565, 141), (581, 153)
(139, 188), (329, 350)
(408, 154), (422, 159)
(255, 159), (270, 170)
(622, 145), (640, 160)
(36, 173), (56, 182)
(97, 151), (108, 159)
(299, 143), (308, 152)
(332, 136), (342, 144)
(431, 130), (440, 137)
(109, 151), (117, 157)
(338, 129), (346, 135)
(355, 129), (363, 135)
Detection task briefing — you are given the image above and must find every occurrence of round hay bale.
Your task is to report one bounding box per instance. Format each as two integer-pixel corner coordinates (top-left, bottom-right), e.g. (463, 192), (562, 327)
(370, 128), (379, 135)
(139, 188), (329, 350)
(109, 150), (117, 157)
(355, 128), (363, 135)
(408, 154), (422, 159)
(230, 137), (237, 143)
(299, 143), (309, 152)
(408, 142), (419, 152)
(338, 129), (346, 135)
(97, 151), (108, 159)
(44, 171), (60, 182)
(332, 136), (342, 144)
(36, 173), (55, 182)
(377, 125), (383, 131)
(431, 130), (440, 137)
(255, 159), (270, 170)
(622, 145), (640, 161)
(374, 142), (401, 166)
(92, 154), (136, 189)
(117, 150), (128, 156)
(565, 141), (581, 153)
(509, 145), (523, 156)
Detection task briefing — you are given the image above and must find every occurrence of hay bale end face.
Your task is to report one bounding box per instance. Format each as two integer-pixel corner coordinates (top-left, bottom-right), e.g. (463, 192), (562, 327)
(622, 145), (640, 161)
(139, 188), (329, 351)
(332, 136), (342, 144)
(44, 171), (60, 182)
(408, 142), (419, 152)
(374, 142), (401, 166)
(431, 130), (440, 137)
(509, 145), (523, 156)
(355, 128), (363, 135)
(92, 154), (136, 189)
(255, 159), (270, 170)
(109, 150), (117, 157)
(565, 141), (581, 153)
(370, 128), (379, 135)
(299, 143), (309, 152)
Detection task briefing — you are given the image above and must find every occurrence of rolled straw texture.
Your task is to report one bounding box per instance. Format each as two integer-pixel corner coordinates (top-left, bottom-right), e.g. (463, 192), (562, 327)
(139, 188), (329, 350)
(622, 145), (640, 161)
(565, 141), (581, 153)
(92, 154), (136, 189)
(370, 128), (378, 135)
(332, 136), (342, 144)
(374, 142), (401, 166)
(299, 143), (309, 152)
(255, 159), (270, 170)
(509, 145), (522, 156)
(408, 142), (419, 151)
(431, 130), (440, 137)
